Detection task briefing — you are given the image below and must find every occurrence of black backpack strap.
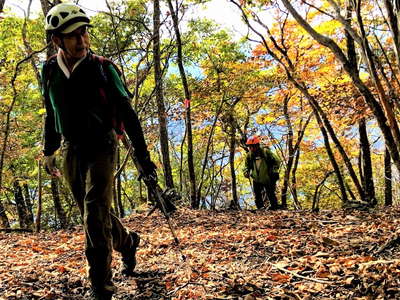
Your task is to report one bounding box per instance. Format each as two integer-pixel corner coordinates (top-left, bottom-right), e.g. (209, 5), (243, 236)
(41, 54), (57, 93)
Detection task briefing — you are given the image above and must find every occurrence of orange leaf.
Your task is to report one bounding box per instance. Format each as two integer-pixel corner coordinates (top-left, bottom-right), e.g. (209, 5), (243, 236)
(270, 273), (291, 283)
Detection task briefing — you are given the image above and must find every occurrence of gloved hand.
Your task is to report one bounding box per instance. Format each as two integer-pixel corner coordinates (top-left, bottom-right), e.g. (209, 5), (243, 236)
(44, 155), (61, 177)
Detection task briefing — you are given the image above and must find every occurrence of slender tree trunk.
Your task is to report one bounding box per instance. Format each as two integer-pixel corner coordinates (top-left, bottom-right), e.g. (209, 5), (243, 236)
(312, 171), (334, 211)
(51, 177), (67, 229)
(351, 2), (400, 153)
(344, 12), (375, 205)
(385, 146), (393, 206)
(153, 0), (174, 189)
(358, 118), (376, 205)
(36, 160), (42, 232)
(384, 0), (400, 69)
(313, 108), (349, 204)
(281, 95), (293, 208)
(179, 122), (187, 193)
(166, 0), (197, 207)
(112, 185), (120, 217)
(0, 199), (10, 228)
(281, 97), (310, 208)
(314, 98), (364, 199)
(291, 147), (300, 207)
(289, 79), (362, 201)
(13, 180), (29, 229)
(23, 183), (34, 226)
(228, 121), (240, 209)
(196, 97), (225, 208)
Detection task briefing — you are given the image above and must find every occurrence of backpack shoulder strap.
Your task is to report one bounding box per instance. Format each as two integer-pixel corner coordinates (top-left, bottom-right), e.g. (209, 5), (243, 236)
(42, 54), (58, 92)
(92, 54), (133, 98)
(92, 54), (122, 77)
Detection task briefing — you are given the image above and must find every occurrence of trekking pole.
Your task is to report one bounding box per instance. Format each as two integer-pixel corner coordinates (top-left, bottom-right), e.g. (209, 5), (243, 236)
(248, 177), (257, 209)
(262, 186), (270, 209)
(138, 167), (186, 262)
(120, 134), (186, 261)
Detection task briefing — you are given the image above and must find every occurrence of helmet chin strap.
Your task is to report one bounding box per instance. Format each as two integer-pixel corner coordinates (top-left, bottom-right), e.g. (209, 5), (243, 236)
(59, 39), (67, 53)
(52, 33), (68, 54)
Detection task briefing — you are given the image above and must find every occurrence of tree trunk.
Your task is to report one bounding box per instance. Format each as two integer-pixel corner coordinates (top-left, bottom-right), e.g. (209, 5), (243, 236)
(196, 97), (225, 208)
(291, 147), (300, 207)
(281, 96), (311, 208)
(153, 0), (174, 189)
(36, 160), (42, 232)
(358, 118), (376, 205)
(23, 183), (34, 226)
(346, 14), (375, 206)
(112, 179), (119, 216)
(281, 95), (293, 208)
(385, 146), (393, 206)
(228, 122), (240, 209)
(13, 180), (29, 229)
(166, 0), (197, 208)
(312, 171), (334, 211)
(290, 79), (361, 201)
(0, 199), (10, 228)
(384, 0), (400, 69)
(51, 178), (67, 229)
(354, 4), (400, 159)
(312, 107), (348, 204)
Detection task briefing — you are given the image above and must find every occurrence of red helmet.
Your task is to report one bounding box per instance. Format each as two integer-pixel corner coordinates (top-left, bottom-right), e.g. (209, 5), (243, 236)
(246, 136), (260, 145)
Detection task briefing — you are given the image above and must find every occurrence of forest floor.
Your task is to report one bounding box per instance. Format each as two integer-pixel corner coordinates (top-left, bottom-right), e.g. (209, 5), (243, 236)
(0, 206), (399, 300)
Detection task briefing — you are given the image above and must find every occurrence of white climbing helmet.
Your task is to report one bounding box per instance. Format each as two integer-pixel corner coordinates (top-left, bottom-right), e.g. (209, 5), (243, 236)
(45, 3), (91, 34)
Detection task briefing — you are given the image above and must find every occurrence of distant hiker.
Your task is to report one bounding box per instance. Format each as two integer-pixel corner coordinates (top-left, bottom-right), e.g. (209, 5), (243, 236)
(243, 136), (280, 210)
(41, 3), (157, 299)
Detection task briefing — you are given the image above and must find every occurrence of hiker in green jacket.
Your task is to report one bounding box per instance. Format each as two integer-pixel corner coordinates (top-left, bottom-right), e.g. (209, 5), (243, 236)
(41, 3), (156, 299)
(243, 136), (280, 210)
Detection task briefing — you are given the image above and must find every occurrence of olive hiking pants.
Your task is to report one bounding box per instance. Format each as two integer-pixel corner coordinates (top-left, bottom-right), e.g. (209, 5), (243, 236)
(62, 132), (134, 293)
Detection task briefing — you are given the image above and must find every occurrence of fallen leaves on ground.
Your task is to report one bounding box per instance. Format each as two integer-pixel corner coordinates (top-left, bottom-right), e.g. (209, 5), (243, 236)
(1, 206), (400, 299)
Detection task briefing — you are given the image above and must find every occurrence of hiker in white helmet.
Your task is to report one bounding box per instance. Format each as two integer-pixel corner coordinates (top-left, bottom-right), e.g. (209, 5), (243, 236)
(41, 3), (156, 299)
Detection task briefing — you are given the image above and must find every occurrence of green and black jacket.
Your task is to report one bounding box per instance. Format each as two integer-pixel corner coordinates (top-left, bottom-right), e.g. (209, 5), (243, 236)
(41, 52), (148, 158)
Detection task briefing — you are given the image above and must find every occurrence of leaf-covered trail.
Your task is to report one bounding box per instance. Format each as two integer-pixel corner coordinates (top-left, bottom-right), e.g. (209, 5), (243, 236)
(1, 207), (399, 299)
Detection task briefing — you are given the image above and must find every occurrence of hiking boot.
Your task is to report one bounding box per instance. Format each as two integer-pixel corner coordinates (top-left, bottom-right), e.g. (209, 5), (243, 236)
(90, 291), (113, 300)
(121, 231), (140, 276)
(90, 284), (116, 300)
